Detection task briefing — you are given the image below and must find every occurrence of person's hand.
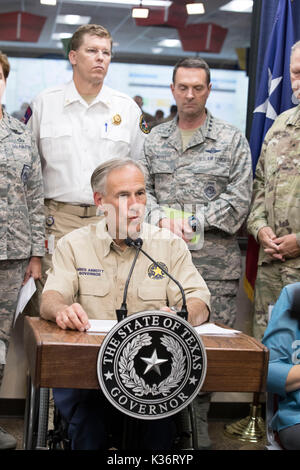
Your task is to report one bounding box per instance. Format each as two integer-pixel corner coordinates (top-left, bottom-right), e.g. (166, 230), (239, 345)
(160, 306), (174, 313)
(271, 234), (300, 260)
(159, 217), (194, 243)
(55, 303), (90, 332)
(23, 256), (42, 285)
(257, 226), (284, 261)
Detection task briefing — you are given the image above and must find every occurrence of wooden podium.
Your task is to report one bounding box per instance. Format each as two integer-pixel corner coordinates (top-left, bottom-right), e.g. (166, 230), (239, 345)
(23, 316), (269, 449)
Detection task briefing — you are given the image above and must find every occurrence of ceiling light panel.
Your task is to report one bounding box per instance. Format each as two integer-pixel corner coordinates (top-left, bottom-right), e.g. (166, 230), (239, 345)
(186, 3), (205, 15)
(152, 47), (163, 54)
(67, 0), (172, 6)
(220, 1), (253, 13)
(56, 15), (91, 25)
(158, 39), (181, 48)
(40, 0), (57, 5)
(132, 8), (149, 18)
(52, 32), (73, 40)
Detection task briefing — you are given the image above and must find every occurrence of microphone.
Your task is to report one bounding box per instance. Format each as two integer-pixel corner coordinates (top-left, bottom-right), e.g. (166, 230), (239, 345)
(115, 238), (142, 322)
(125, 237), (188, 321)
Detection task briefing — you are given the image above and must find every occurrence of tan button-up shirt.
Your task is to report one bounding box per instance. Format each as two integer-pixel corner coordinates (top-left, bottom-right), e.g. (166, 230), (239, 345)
(44, 219), (210, 320)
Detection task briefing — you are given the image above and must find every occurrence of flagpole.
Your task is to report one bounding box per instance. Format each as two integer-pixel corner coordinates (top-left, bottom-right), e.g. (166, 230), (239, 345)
(225, 1), (266, 445)
(246, 0), (262, 141)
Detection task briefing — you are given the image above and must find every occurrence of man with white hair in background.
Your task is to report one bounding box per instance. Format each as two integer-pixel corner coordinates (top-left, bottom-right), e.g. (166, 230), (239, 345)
(247, 40), (300, 341)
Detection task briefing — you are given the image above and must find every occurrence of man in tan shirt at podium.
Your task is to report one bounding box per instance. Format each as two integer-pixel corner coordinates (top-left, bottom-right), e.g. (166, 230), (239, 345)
(40, 158), (210, 450)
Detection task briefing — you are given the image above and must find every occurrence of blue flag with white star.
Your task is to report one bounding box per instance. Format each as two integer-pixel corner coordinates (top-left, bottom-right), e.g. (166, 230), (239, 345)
(249, 0), (298, 174)
(245, 0), (300, 302)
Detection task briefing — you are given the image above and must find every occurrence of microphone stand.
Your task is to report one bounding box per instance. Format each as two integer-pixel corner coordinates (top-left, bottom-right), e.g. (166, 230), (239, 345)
(115, 243), (142, 322)
(138, 246), (188, 321)
(125, 237), (188, 321)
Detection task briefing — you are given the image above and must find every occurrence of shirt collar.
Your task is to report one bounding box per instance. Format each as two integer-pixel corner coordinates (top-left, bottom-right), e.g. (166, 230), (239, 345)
(0, 109), (24, 140)
(64, 80), (112, 108)
(286, 103), (300, 128)
(63, 80), (82, 107)
(95, 218), (114, 257)
(159, 108), (217, 141)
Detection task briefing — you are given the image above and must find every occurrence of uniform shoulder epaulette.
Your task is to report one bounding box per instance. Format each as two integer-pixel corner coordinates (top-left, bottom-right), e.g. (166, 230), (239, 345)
(23, 105), (32, 125)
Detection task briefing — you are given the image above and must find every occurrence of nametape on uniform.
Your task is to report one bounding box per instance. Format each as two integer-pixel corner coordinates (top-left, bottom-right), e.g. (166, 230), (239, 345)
(77, 268), (104, 277)
(45, 234), (55, 255)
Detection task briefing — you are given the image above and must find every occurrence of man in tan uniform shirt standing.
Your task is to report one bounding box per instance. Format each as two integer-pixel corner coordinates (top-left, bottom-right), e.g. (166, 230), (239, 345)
(40, 158), (210, 450)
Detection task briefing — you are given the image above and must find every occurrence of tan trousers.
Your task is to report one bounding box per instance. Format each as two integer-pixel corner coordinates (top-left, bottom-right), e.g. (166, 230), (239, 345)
(24, 200), (101, 317)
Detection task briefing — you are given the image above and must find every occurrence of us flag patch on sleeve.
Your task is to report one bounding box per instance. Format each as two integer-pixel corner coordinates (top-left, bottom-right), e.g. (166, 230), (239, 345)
(22, 105), (32, 124)
(139, 114), (150, 134)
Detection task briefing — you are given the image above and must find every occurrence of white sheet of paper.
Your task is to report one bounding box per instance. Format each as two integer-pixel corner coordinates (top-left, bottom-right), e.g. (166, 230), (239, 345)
(14, 277), (36, 326)
(87, 319), (118, 333)
(86, 320), (240, 336)
(195, 322), (241, 336)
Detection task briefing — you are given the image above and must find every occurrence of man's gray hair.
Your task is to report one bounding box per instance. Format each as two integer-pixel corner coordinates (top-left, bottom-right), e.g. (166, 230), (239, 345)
(291, 40), (300, 57)
(91, 158), (145, 194)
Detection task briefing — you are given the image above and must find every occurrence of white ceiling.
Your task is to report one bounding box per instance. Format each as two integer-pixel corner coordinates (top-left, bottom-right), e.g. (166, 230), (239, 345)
(0, 0), (253, 68)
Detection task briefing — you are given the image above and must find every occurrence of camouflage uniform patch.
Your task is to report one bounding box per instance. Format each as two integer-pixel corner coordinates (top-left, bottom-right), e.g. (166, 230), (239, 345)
(140, 114), (150, 134)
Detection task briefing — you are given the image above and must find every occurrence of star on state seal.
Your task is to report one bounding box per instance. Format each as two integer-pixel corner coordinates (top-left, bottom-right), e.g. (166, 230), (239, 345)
(97, 310), (207, 420)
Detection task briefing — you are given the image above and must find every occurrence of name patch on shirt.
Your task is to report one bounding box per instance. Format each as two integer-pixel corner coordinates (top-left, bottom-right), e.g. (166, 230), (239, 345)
(77, 268), (104, 277)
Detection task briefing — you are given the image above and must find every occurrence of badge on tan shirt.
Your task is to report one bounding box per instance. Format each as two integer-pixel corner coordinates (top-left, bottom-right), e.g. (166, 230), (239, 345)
(112, 114), (121, 125)
(148, 262), (168, 280)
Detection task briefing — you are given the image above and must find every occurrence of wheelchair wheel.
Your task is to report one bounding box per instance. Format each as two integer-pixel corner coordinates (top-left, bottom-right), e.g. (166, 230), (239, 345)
(23, 379), (50, 450)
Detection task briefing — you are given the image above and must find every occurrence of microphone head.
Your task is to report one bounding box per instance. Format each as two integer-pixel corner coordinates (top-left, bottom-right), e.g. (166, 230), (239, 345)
(125, 237), (135, 247)
(134, 238), (143, 248)
(125, 237), (143, 248)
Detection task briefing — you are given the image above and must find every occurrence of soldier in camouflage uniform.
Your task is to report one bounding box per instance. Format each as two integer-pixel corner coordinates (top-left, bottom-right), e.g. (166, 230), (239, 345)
(142, 57), (252, 449)
(247, 41), (300, 341)
(0, 52), (45, 449)
(143, 58), (252, 327)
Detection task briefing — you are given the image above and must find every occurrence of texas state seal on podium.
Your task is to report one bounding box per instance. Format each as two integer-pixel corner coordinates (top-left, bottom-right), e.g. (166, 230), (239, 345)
(97, 310), (207, 420)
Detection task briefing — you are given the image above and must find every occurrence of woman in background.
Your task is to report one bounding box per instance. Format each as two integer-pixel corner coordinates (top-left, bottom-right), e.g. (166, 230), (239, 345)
(263, 283), (300, 450)
(0, 51), (45, 449)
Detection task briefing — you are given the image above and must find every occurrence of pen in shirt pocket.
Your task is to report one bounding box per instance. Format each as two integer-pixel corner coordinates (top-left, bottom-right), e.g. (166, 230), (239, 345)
(104, 122), (108, 133)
